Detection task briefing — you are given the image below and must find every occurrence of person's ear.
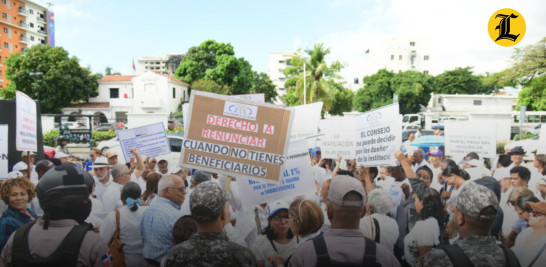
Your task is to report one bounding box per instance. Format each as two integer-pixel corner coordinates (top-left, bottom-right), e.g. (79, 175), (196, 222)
(456, 211), (465, 227)
(361, 206), (367, 218)
(326, 203), (333, 220)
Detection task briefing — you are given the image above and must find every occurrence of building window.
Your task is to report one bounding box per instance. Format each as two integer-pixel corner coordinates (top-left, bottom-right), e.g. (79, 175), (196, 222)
(424, 55), (429, 60)
(423, 70), (429, 75)
(3, 28), (6, 33)
(473, 100), (482, 106)
(172, 87), (176, 99)
(399, 55), (402, 60)
(410, 41), (415, 46)
(354, 78), (359, 84)
(1, 0), (5, 4)
(30, 23), (34, 28)
(398, 70), (402, 73)
(391, 54), (394, 60)
(30, 36), (34, 41)
(2, 13), (6, 19)
(29, 9), (33, 14)
(3, 42), (7, 48)
(110, 88), (119, 99)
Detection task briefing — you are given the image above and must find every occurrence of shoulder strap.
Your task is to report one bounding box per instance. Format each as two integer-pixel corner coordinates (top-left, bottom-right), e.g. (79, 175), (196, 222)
(498, 244), (521, 267)
(114, 209), (121, 241)
(11, 222), (35, 266)
(57, 224), (92, 266)
(528, 242), (546, 267)
(372, 218), (380, 243)
(362, 237), (377, 266)
(441, 245), (475, 267)
(312, 236), (331, 267)
(268, 237), (278, 253)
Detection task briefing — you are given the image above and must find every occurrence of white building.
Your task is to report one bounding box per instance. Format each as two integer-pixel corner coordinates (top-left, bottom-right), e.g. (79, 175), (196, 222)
(268, 52), (294, 104)
(137, 54), (184, 76)
(21, 0), (49, 47)
(62, 71), (190, 128)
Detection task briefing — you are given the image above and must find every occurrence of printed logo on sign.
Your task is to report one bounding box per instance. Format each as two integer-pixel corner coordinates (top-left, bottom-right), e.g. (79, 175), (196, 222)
(488, 8), (525, 47)
(366, 112), (382, 123)
(223, 101), (258, 121)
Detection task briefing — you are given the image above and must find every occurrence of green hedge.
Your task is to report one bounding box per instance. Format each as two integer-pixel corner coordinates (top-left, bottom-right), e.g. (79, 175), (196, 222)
(513, 133), (538, 141)
(43, 130), (59, 147)
(42, 130), (117, 148)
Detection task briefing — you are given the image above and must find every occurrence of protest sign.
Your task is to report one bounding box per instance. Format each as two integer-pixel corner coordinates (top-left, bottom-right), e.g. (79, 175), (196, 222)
(232, 93), (265, 103)
(117, 122), (171, 160)
(354, 103), (401, 166)
(318, 118), (356, 159)
(237, 139), (316, 207)
(539, 123), (546, 154)
(445, 121), (497, 158)
(0, 125), (8, 179)
(182, 103), (189, 137)
(180, 91), (293, 182)
(15, 91), (37, 151)
(290, 102), (323, 140)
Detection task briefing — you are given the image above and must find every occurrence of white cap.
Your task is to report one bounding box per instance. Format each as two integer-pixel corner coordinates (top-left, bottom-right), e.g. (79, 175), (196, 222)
(7, 171), (24, 178)
(12, 162), (28, 172)
(267, 200), (290, 217)
(54, 152), (70, 159)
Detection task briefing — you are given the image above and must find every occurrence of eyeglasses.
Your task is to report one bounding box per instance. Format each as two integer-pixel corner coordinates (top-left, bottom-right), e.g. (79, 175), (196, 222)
(531, 211), (545, 217)
(169, 186), (186, 193)
(271, 215), (291, 222)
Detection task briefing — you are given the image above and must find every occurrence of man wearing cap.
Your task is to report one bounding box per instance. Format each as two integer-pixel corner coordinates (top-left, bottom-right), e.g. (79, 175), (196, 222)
(140, 174), (185, 265)
(290, 175), (400, 267)
(164, 181), (256, 266)
(426, 149), (443, 191)
(105, 151), (118, 166)
(91, 156), (112, 201)
(18, 151), (39, 184)
(54, 152), (70, 165)
(157, 159), (169, 176)
(419, 183), (520, 267)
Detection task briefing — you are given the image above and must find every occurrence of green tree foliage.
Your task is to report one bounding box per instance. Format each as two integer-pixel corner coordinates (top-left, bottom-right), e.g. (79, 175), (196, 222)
(283, 44), (343, 113)
(507, 37), (546, 85)
(190, 79), (230, 95)
(174, 40), (254, 95)
(434, 67), (485, 94)
(0, 45), (100, 113)
(328, 80), (354, 116)
(516, 75), (546, 111)
(250, 71), (278, 103)
(353, 69), (434, 114)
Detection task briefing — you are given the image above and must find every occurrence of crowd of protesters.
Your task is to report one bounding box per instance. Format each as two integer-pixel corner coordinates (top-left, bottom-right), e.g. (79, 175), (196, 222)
(0, 133), (545, 267)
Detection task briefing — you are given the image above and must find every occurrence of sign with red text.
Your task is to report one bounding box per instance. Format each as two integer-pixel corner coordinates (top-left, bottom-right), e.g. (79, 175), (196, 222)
(354, 103), (401, 166)
(15, 91), (37, 151)
(180, 91), (294, 182)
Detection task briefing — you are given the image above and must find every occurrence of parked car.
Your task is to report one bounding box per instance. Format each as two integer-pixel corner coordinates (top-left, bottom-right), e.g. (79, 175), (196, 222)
(95, 123), (113, 131)
(402, 130), (435, 142)
(525, 124), (542, 135)
(60, 122), (87, 130)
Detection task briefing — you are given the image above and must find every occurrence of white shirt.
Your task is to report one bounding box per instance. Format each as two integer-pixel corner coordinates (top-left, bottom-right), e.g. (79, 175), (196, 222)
(235, 204), (269, 247)
(403, 217), (440, 265)
(251, 234), (299, 267)
(93, 175), (113, 202)
(512, 227), (546, 267)
(101, 182), (123, 212)
(86, 198), (105, 226)
(359, 213), (399, 252)
(99, 205), (148, 267)
(376, 176), (395, 190)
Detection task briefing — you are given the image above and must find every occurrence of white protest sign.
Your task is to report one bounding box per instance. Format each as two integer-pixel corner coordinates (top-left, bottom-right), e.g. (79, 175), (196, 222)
(354, 103), (401, 166)
(290, 102), (323, 140)
(318, 118), (356, 159)
(15, 91), (37, 151)
(117, 122), (171, 160)
(538, 124), (546, 154)
(182, 103), (189, 137)
(237, 139), (316, 208)
(232, 93), (265, 103)
(445, 121), (497, 158)
(0, 125), (8, 179)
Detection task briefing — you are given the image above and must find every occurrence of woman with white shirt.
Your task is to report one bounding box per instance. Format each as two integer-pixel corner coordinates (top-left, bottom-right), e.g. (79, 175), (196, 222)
(512, 201), (546, 267)
(403, 187), (444, 265)
(99, 182), (147, 267)
(360, 189), (399, 252)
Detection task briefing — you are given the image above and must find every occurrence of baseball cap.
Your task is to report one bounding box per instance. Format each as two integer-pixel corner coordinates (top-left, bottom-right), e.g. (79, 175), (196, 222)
(12, 162), (28, 172)
(54, 152), (69, 159)
(7, 171), (24, 179)
(190, 181), (227, 222)
(268, 200), (289, 217)
(105, 151), (118, 158)
(456, 183), (499, 221)
(426, 149), (443, 158)
(190, 170), (211, 187)
(21, 151), (37, 158)
(91, 156), (111, 168)
(508, 146), (526, 155)
(525, 201), (546, 215)
(328, 175), (366, 207)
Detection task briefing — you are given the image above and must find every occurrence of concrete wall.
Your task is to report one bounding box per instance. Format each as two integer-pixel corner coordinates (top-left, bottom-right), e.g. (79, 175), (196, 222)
(127, 113), (168, 129)
(90, 81), (134, 103)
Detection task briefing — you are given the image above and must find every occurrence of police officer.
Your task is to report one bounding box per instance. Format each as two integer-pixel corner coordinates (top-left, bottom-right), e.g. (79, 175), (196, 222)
(0, 164), (111, 267)
(164, 181), (256, 267)
(419, 183), (520, 267)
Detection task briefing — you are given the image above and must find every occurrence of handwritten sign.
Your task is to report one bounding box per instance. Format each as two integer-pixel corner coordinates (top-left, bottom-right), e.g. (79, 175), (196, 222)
(15, 91), (37, 151)
(180, 91), (293, 182)
(445, 121), (497, 158)
(290, 102), (323, 140)
(0, 125), (7, 179)
(354, 103), (401, 166)
(117, 122), (171, 160)
(319, 118), (356, 159)
(237, 139), (316, 207)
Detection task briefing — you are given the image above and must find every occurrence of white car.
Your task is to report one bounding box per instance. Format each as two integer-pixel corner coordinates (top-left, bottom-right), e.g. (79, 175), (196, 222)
(97, 137), (119, 153)
(525, 124), (542, 135)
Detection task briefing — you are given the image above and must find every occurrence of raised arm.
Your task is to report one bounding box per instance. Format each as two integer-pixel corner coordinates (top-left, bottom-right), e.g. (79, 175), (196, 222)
(130, 147), (145, 179)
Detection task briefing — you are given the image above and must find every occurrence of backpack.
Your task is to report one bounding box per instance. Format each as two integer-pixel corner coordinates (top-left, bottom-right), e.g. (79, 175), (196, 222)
(11, 222), (92, 267)
(441, 244), (521, 267)
(312, 235), (382, 267)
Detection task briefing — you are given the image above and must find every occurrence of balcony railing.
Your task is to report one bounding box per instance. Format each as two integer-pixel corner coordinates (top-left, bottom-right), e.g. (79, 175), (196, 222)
(38, 29), (46, 35)
(20, 36), (29, 43)
(18, 8), (29, 15)
(19, 22), (29, 29)
(37, 17), (46, 23)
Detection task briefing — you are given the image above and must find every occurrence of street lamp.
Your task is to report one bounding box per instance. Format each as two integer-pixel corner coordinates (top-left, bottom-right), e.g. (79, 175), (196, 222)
(29, 71), (43, 102)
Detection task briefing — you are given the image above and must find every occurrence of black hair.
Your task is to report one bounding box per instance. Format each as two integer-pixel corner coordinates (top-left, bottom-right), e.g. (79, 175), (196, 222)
(442, 159), (458, 169)
(173, 215), (197, 245)
(416, 165), (434, 183)
(515, 194), (540, 210)
(442, 165), (470, 180)
(510, 166), (531, 182)
(416, 187), (444, 227)
(465, 152), (480, 160)
(121, 182), (142, 212)
(369, 167), (379, 179)
(498, 154), (512, 168)
(264, 209), (295, 241)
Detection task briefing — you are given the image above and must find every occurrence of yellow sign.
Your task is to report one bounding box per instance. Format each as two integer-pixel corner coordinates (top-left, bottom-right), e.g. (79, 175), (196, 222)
(488, 8), (525, 47)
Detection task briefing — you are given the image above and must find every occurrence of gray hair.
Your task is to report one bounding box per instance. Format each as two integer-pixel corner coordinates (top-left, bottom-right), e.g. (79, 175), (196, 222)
(367, 189), (392, 214)
(158, 174), (177, 196)
(110, 164), (127, 181)
(414, 148), (425, 157)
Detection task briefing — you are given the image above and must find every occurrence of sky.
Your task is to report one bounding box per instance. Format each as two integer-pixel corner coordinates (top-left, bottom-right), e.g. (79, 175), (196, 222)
(36, 0), (546, 85)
